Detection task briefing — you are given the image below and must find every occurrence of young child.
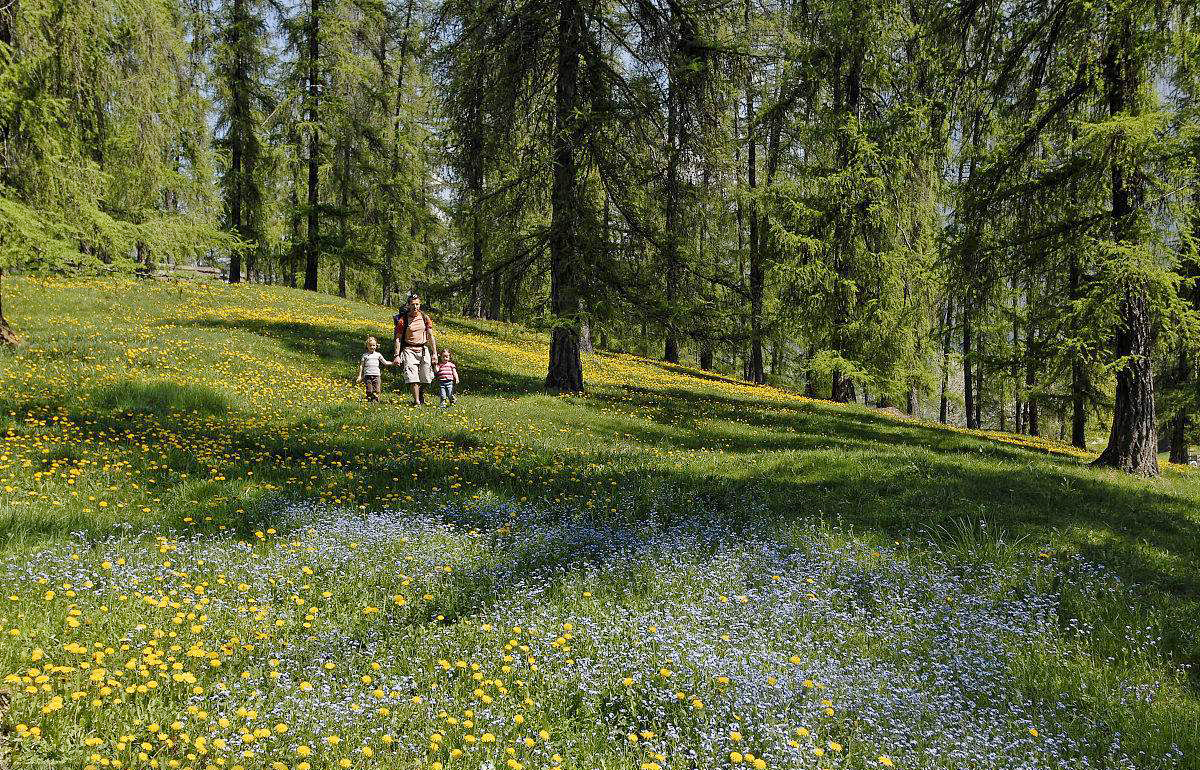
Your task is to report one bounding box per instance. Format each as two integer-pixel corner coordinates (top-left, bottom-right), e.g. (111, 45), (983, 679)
(435, 349), (460, 407)
(356, 336), (392, 402)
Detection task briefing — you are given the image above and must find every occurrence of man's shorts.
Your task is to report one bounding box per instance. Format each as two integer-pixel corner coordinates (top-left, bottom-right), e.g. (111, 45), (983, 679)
(401, 346), (434, 384)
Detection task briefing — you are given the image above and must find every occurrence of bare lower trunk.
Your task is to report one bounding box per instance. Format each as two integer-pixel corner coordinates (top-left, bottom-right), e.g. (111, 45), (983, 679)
(1012, 280), (1022, 432)
(579, 314), (594, 354)
(466, 211), (484, 317)
(486, 270), (502, 320)
(229, 124), (243, 283)
(963, 303), (975, 428)
(974, 333), (984, 428)
(338, 142), (348, 299)
(1093, 285), (1158, 474)
(1069, 251), (1088, 448)
(1025, 310), (1039, 436)
(0, 268), (18, 345)
(1168, 407), (1189, 465)
(939, 298), (952, 423)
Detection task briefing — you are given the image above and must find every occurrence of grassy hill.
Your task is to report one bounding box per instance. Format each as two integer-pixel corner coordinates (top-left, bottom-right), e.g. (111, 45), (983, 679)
(1, 276), (1198, 770)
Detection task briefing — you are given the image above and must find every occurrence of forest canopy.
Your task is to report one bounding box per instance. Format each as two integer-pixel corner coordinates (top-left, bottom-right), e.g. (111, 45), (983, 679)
(0, 0), (1197, 475)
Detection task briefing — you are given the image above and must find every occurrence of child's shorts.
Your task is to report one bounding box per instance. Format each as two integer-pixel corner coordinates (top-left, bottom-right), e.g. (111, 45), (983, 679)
(364, 375), (381, 399)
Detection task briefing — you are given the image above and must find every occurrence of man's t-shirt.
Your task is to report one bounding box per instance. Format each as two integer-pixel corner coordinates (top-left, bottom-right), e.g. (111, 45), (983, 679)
(361, 351), (388, 377)
(397, 311), (433, 347)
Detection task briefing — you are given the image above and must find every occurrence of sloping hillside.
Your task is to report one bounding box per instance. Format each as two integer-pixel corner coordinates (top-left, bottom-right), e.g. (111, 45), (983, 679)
(1, 276), (1198, 770)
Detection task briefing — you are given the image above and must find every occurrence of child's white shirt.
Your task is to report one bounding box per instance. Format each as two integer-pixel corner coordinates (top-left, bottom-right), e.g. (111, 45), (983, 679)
(361, 351), (388, 377)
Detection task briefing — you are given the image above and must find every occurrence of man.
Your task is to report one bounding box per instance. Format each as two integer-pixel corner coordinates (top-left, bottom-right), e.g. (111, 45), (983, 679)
(394, 292), (438, 406)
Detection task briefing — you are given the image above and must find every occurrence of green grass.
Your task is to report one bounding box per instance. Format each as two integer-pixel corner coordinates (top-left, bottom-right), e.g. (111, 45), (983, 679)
(1, 275), (1198, 770)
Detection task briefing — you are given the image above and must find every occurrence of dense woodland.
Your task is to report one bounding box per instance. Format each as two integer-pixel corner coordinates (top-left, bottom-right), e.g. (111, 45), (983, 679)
(0, 0), (1197, 476)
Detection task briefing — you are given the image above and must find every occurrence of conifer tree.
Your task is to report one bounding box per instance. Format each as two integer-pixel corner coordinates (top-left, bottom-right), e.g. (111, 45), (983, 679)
(215, 0), (272, 283)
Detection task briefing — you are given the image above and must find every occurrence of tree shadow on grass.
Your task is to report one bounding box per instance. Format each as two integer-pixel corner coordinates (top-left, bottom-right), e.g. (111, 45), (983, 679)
(173, 317), (548, 399)
(577, 384), (1084, 469)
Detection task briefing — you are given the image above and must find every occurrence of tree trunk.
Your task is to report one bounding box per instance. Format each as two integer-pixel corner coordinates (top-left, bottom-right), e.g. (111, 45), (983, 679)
(696, 177), (714, 372)
(1069, 249), (1087, 448)
(503, 258), (525, 321)
(0, 268), (18, 346)
(303, 0), (320, 292)
(337, 141), (349, 299)
(1169, 200), (1199, 464)
(963, 301), (975, 428)
(466, 199), (484, 317)
(486, 270), (502, 320)
(1168, 350), (1189, 463)
(1025, 307), (1039, 436)
(1, 0), (22, 348)
(1168, 407), (1189, 464)
(663, 64), (681, 363)
(974, 333), (984, 428)
(1012, 280), (1022, 432)
(939, 297), (952, 423)
(287, 162), (301, 289)
(745, 13), (763, 384)
(544, 0), (584, 392)
(229, 120), (243, 283)
(579, 315), (594, 354)
(227, 0), (249, 284)
(1093, 13), (1158, 476)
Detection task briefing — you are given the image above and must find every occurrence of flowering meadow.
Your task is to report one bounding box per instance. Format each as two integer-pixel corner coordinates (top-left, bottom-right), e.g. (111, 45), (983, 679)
(1, 277), (1199, 769)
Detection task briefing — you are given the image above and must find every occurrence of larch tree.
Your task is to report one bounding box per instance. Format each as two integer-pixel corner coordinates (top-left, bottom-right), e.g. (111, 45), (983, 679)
(215, 0), (272, 283)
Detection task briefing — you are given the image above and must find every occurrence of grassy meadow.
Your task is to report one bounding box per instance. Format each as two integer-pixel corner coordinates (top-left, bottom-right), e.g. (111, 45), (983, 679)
(1, 276), (1198, 770)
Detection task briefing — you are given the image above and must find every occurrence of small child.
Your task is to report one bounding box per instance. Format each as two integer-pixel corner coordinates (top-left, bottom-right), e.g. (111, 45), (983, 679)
(435, 349), (460, 407)
(356, 336), (392, 402)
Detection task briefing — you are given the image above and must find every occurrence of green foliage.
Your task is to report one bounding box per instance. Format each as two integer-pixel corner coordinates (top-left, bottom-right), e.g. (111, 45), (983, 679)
(0, 0), (223, 283)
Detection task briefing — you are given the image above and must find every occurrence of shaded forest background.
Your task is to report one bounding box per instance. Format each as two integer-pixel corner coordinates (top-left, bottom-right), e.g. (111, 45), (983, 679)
(0, 0), (1197, 476)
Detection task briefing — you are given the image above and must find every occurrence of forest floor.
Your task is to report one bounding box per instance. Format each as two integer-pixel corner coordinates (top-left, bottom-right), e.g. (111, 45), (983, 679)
(2, 276), (1199, 770)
